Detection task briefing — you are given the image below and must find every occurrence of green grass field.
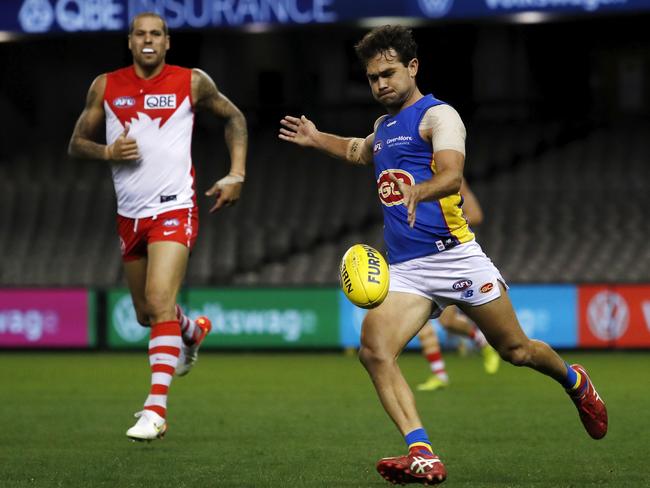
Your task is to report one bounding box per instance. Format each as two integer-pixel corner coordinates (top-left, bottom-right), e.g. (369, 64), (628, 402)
(0, 351), (648, 487)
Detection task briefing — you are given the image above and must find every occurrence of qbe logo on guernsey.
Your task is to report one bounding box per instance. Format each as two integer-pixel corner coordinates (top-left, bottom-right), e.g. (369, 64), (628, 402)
(144, 94), (176, 110)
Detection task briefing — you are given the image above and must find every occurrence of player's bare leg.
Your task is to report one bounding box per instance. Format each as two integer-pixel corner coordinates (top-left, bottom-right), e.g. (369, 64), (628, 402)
(126, 241), (189, 441)
(359, 291), (447, 484)
(458, 282), (607, 439)
(124, 257), (150, 327)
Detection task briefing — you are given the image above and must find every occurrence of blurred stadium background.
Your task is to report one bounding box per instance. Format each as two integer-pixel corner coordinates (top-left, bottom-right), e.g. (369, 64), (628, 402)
(0, 2), (649, 486)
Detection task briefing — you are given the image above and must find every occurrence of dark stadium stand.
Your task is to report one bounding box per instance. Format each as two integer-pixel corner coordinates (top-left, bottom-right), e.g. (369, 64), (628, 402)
(2, 118), (645, 287)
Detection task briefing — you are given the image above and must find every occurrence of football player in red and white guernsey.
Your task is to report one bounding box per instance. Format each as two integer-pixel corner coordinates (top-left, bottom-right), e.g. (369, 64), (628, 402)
(68, 12), (247, 441)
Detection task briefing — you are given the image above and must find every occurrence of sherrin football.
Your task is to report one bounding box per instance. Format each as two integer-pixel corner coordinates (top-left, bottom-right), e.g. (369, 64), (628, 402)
(339, 244), (389, 309)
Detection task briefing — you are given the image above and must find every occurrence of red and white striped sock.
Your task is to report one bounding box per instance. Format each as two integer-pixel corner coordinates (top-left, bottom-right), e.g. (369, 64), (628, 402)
(175, 304), (198, 345)
(143, 320), (182, 419)
(469, 326), (488, 348)
(425, 351), (449, 382)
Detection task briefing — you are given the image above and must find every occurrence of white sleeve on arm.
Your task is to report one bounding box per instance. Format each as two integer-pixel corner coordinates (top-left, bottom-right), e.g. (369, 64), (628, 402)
(419, 104), (466, 156)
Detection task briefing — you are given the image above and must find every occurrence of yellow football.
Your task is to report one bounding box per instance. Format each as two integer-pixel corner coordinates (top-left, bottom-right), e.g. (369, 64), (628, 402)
(339, 244), (389, 309)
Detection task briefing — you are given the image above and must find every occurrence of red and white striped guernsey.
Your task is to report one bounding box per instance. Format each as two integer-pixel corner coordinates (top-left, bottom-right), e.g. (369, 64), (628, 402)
(103, 64), (196, 219)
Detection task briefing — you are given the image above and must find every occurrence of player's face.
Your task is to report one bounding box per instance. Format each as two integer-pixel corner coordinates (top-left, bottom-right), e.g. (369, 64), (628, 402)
(128, 16), (169, 70)
(366, 49), (418, 110)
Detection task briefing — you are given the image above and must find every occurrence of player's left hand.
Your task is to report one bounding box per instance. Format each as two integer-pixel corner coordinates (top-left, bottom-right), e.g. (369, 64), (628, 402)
(389, 173), (420, 228)
(205, 174), (244, 213)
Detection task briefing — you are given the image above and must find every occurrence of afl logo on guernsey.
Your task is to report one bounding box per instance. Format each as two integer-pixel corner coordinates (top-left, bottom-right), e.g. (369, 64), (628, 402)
(377, 169), (415, 207)
(113, 96), (136, 108)
(374, 140), (383, 154)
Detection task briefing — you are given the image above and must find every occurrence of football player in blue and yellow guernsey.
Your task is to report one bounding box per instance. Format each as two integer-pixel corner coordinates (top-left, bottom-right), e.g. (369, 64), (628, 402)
(279, 25), (607, 486)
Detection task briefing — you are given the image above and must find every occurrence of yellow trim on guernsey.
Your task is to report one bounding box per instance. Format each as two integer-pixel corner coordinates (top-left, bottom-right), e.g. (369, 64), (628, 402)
(430, 157), (474, 243)
(440, 193), (475, 243)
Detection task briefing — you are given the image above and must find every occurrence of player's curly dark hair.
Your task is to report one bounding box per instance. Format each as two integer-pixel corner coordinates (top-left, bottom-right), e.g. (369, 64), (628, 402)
(354, 25), (418, 67)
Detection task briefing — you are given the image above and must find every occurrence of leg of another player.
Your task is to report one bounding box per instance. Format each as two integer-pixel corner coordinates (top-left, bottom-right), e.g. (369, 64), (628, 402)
(439, 306), (500, 374)
(416, 323), (449, 391)
(458, 282), (607, 439)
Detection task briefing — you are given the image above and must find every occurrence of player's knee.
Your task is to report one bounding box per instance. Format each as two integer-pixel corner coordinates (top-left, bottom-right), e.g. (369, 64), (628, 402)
(144, 290), (175, 320)
(358, 345), (393, 371)
(499, 342), (532, 367)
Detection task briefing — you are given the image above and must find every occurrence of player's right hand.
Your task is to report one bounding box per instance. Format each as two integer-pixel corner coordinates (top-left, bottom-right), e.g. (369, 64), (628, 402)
(278, 115), (318, 147)
(106, 123), (140, 161)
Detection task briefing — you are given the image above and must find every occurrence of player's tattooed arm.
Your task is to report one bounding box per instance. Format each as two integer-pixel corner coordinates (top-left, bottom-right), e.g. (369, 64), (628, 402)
(193, 68), (247, 212)
(192, 68), (248, 180)
(68, 75), (108, 160)
(68, 75), (139, 162)
(345, 135), (374, 165)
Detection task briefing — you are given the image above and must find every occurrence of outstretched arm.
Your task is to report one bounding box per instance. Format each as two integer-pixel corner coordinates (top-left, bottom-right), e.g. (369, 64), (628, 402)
(279, 115), (373, 165)
(192, 68), (248, 212)
(68, 75), (139, 161)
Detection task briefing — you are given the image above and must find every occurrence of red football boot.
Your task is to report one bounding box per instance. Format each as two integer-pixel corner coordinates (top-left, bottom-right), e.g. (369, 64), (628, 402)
(176, 316), (212, 377)
(568, 364), (608, 439)
(376, 447), (447, 485)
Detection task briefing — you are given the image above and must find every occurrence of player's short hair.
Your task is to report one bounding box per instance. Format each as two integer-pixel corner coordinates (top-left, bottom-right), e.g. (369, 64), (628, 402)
(354, 25), (418, 67)
(129, 12), (169, 36)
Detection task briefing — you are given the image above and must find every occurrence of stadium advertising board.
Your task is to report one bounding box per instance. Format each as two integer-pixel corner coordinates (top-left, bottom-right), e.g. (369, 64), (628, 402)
(339, 284), (578, 349)
(2, 0), (648, 35)
(578, 285), (650, 348)
(107, 288), (339, 348)
(0, 289), (95, 348)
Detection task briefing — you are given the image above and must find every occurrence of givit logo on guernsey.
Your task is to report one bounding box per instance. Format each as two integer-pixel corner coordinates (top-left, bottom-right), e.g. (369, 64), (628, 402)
(113, 96), (135, 108)
(452, 279), (472, 291)
(386, 135), (414, 147)
(587, 291), (629, 341)
(144, 94), (176, 110)
(377, 169), (415, 206)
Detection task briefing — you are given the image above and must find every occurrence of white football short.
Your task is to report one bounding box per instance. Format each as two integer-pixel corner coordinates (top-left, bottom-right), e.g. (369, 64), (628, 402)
(389, 240), (508, 318)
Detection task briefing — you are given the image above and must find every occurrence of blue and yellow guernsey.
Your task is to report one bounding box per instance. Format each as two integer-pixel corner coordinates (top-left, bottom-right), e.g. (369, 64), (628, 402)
(373, 94), (474, 264)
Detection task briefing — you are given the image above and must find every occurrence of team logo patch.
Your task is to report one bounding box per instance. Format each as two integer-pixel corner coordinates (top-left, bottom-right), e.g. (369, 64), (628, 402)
(113, 96), (136, 108)
(163, 219), (179, 227)
(373, 140), (383, 154)
(144, 94), (176, 109)
(452, 279), (472, 291)
(160, 195), (177, 203)
(377, 169), (415, 206)
(480, 282), (494, 293)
